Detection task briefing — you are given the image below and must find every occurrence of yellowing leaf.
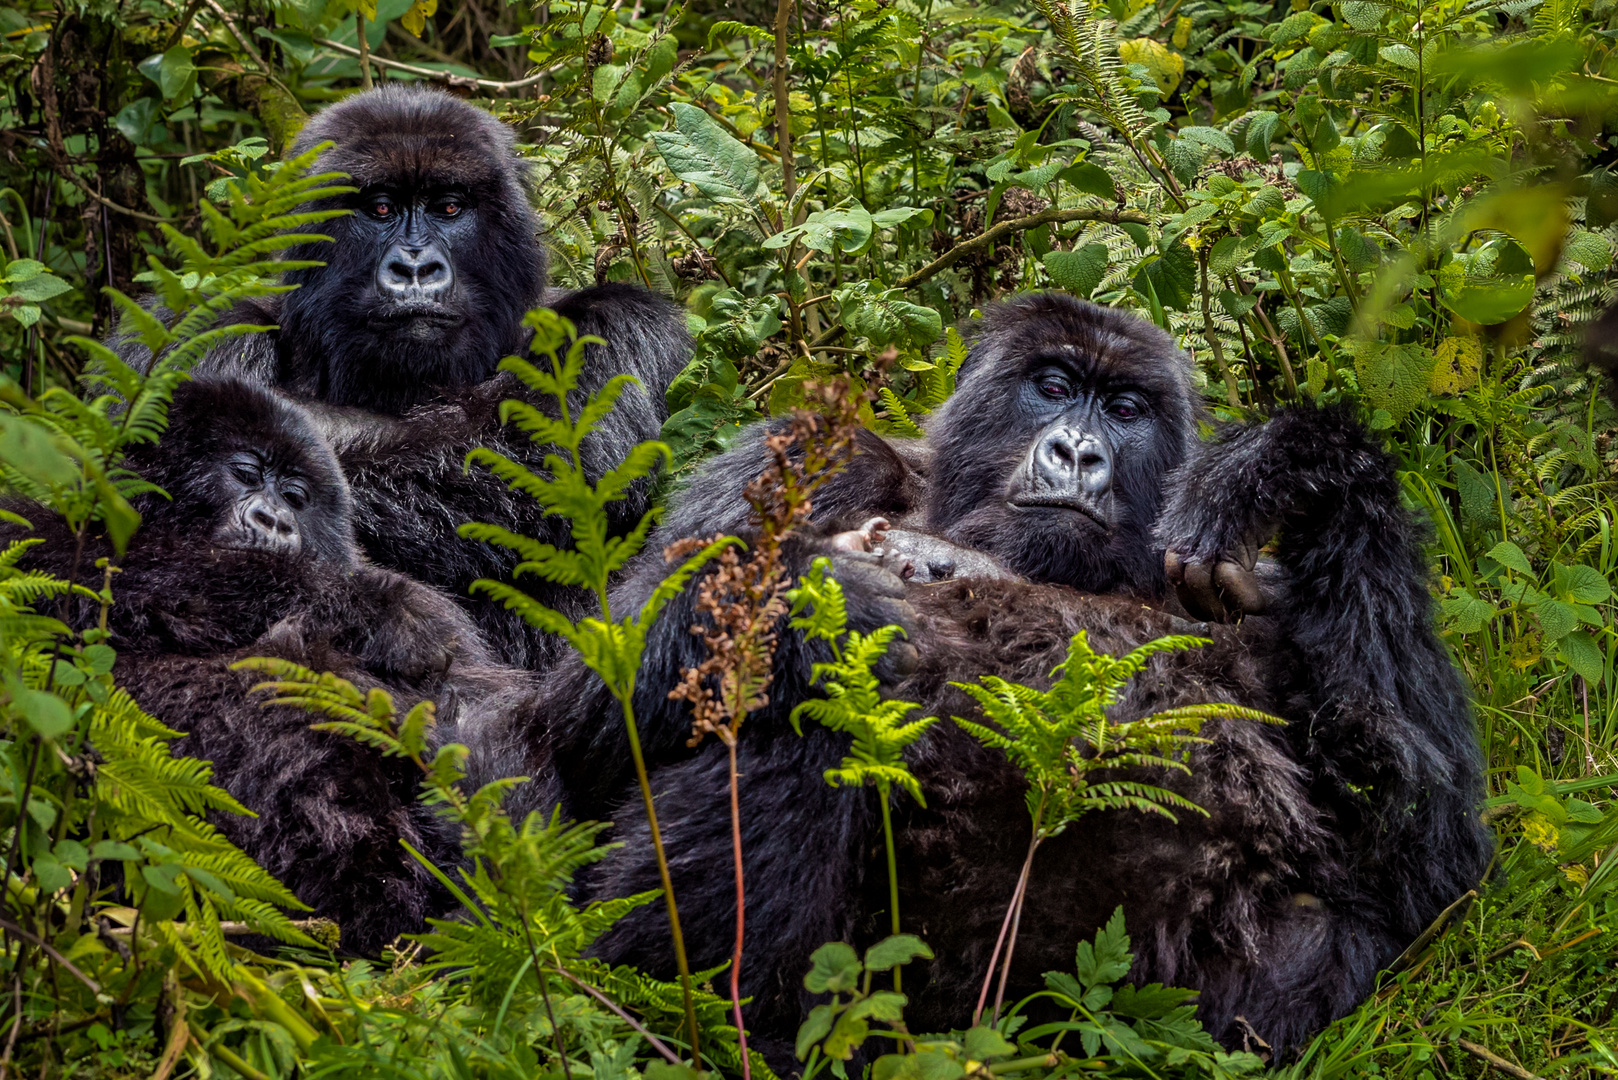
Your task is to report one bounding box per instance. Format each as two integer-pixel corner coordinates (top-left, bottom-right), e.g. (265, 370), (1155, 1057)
(1118, 38), (1185, 97)
(1523, 811), (1560, 854)
(1429, 335), (1481, 395)
(400, 0), (437, 36)
(1172, 16), (1192, 48)
(356, 0), (378, 20)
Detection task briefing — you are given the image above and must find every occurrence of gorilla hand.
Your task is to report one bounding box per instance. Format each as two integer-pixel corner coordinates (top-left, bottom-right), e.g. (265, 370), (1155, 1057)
(808, 528), (919, 681)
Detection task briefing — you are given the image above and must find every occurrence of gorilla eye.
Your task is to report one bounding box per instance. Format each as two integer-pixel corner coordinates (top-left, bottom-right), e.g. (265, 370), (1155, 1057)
(368, 196), (396, 219)
(1108, 396), (1146, 420)
(1036, 373), (1072, 400)
(437, 200), (462, 217)
(228, 462), (261, 485)
(282, 485), (310, 511)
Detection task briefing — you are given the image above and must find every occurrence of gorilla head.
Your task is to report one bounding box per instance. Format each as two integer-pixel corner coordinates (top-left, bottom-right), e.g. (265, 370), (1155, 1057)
(278, 84), (548, 414)
(125, 379), (358, 569)
(925, 293), (1198, 593)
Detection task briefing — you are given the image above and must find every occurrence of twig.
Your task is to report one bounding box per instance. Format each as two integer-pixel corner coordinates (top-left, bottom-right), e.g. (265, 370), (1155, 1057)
(55, 169), (172, 224)
(356, 12), (374, 91)
(895, 206), (1151, 290)
(1457, 1038), (1546, 1080)
(314, 38), (556, 94)
(150, 989), (189, 1080)
(553, 967), (684, 1065)
(0, 918), (102, 994)
(1385, 890), (1476, 976)
(772, 0), (796, 210)
(164, 0), (208, 50)
(202, 0), (269, 71)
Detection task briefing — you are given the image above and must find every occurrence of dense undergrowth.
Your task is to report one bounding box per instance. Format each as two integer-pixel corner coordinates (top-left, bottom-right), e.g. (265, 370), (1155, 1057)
(4, 0), (1618, 1076)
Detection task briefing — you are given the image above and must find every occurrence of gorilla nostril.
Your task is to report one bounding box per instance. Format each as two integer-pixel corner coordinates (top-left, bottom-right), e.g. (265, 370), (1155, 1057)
(249, 506), (279, 532)
(1079, 451), (1104, 469)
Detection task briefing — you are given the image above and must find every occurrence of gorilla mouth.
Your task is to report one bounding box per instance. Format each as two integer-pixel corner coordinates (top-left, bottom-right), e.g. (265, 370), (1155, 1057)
(1007, 496), (1109, 529)
(369, 304), (465, 331)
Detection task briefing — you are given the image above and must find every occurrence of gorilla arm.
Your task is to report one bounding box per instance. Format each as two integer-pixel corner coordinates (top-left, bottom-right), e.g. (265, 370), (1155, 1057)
(1155, 404), (1491, 1047)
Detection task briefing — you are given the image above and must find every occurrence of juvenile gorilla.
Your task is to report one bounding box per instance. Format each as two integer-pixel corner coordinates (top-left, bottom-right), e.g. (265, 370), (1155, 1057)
(506, 293), (1490, 1062)
(123, 85), (690, 669)
(3, 380), (535, 953)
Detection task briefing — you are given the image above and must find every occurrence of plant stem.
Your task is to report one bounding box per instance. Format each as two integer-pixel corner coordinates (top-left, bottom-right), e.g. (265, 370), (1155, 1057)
(991, 835), (1041, 1024)
(620, 696), (702, 1068)
(727, 738), (751, 1080)
(879, 784), (902, 992)
(356, 12), (374, 90)
(773, 0), (796, 213)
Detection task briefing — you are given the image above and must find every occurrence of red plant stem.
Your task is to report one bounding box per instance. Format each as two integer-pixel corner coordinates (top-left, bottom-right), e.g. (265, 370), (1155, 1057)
(974, 833), (1039, 1027)
(992, 837), (1043, 1024)
(728, 737), (752, 1080)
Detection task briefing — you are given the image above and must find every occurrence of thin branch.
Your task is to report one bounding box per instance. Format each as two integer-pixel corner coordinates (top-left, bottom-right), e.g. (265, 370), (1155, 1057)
(0, 918), (101, 994)
(202, 0), (269, 71)
(552, 967), (685, 1065)
(314, 38), (557, 94)
(1457, 1039), (1546, 1080)
(896, 206), (1151, 290)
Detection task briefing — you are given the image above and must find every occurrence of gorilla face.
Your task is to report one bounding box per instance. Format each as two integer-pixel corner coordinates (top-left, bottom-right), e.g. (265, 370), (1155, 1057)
(275, 85), (549, 415)
(214, 448), (316, 556)
(926, 293), (1198, 595)
(358, 183), (479, 341)
(128, 379), (360, 570)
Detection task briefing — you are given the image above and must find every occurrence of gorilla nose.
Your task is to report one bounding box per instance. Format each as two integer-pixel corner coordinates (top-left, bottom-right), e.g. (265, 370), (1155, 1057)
(1034, 426), (1112, 494)
(245, 498), (300, 552)
(379, 244), (453, 299)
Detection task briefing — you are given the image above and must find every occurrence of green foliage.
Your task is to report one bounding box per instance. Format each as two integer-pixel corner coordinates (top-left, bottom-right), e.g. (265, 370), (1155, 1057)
(7, 0), (1618, 1071)
(789, 556), (939, 806)
(954, 631), (1281, 839)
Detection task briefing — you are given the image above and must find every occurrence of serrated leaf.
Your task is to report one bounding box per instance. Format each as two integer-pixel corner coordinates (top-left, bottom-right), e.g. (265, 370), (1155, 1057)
(1042, 244), (1108, 298)
(864, 934), (933, 971)
(650, 103), (766, 204)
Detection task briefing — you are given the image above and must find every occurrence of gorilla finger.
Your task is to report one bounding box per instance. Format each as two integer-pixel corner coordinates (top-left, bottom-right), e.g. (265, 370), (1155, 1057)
(1164, 549), (1186, 586)
(858, 516), (892, 548)
(1213, 560), (1266, 616)
(1178, 560), (1229, 622)
(829, 530), (873, 553)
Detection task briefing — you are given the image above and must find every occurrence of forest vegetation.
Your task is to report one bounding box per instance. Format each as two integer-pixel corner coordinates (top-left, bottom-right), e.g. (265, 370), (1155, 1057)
(2, 0), (1618, 1076)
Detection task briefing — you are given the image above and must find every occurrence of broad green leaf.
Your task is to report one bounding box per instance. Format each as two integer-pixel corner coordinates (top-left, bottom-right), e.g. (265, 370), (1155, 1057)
(1534, 597), (1579, 640)
(1246, 111), (1280, 158)
(1441, 590), (1497, 634)
(1553, 562), (1611, 605)
(1352, 341), (1432, 420)
(804, 941), (862, 994)
(16, 687), (73, 738)
(962, 1026), (1016, 1059)
(864, 934), (933, 972)
(1058, 161), (1116, 199)
(1436, 238), (1535, 325)
(873, 1050), (966, 1080)
(650, 102), (766, 204)
(1557, 630), (1605, 683)
(1043, 244), (1109, 299)
(1486, 541), (1534, 576)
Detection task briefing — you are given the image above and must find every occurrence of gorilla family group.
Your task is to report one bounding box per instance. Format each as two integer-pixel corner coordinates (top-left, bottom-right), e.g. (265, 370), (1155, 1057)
(7, 85), (1491, 1064)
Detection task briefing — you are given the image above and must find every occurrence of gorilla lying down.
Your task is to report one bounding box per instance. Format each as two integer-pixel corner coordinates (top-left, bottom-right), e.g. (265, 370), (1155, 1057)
(495, 293), (1490, 1063)
(2, 379), (537, 953)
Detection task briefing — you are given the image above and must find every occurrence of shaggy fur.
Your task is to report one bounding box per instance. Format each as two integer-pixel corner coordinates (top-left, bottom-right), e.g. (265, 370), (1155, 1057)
(3, 380), (538, 953)
(118, 85), (691, 669)
(489, 295), (1490, 1066)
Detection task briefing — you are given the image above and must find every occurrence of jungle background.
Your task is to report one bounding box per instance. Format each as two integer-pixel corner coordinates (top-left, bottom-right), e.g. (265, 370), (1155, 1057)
(3, 0), (1618, 1075)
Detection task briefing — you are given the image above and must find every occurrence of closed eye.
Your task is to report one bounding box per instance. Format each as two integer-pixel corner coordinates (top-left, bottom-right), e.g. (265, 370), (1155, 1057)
(1036, 375), (1072, 400)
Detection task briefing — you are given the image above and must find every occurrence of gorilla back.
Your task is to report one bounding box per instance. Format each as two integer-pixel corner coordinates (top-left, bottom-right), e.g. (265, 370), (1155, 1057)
(525, 296), (1489, 1063)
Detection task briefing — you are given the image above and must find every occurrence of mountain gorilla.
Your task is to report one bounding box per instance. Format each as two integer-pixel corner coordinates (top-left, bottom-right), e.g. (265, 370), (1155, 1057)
(121, 85), (690, 669)
(3, 379), (536, 954)
(496, 293), (1490, 1063)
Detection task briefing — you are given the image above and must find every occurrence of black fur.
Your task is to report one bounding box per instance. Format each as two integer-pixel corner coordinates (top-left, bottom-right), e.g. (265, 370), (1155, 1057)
(3, 380), (537, 954)
(490, 294), (1490, 1065)
(117, 85), (691, 669)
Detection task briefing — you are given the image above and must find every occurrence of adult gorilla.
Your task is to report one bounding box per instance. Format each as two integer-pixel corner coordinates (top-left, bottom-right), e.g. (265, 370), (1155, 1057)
(2, 380), (538, 952)
(124, 85), (690, 669)
(495, 294), (1490, 1063)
